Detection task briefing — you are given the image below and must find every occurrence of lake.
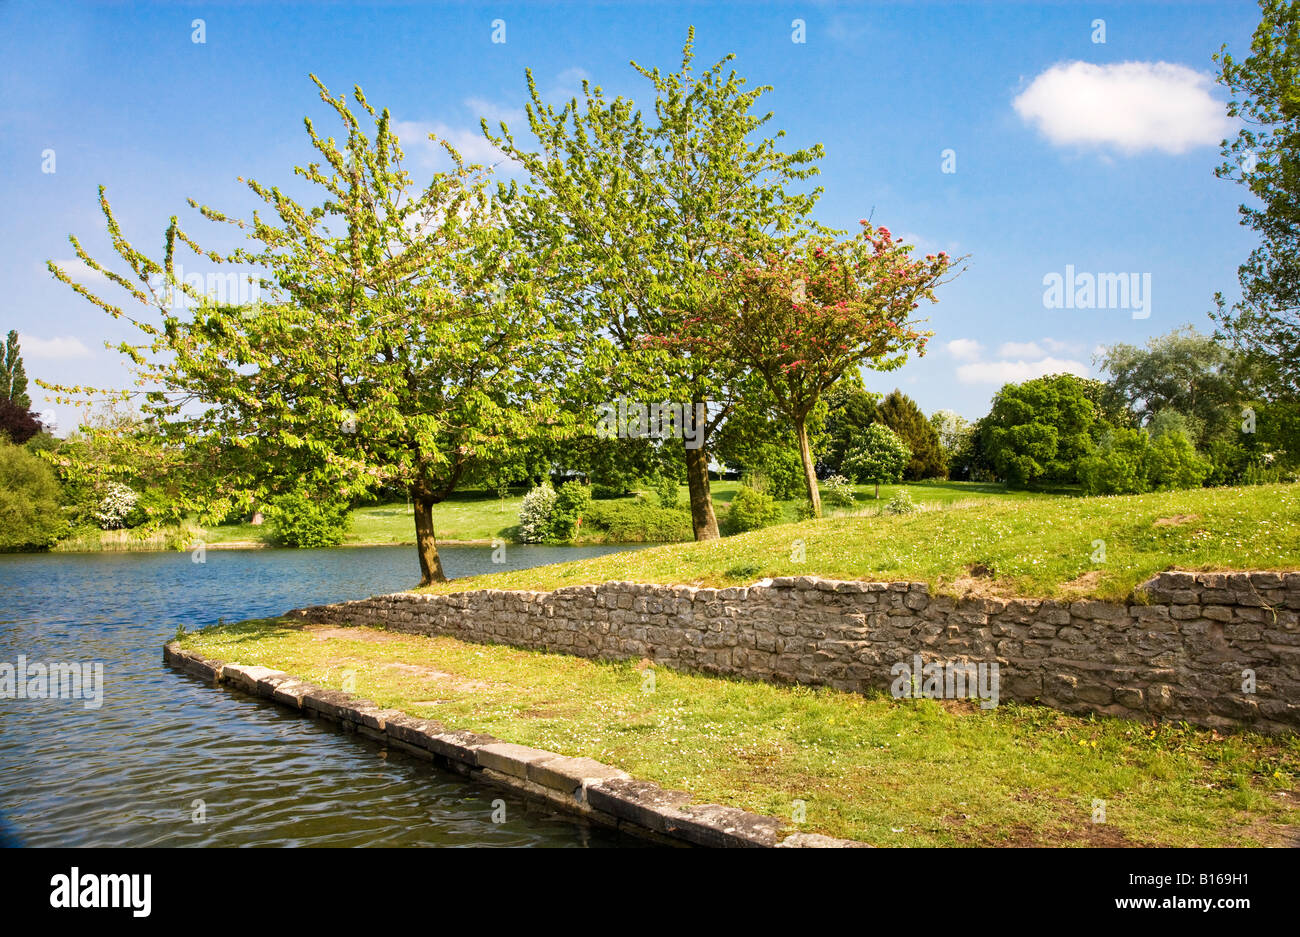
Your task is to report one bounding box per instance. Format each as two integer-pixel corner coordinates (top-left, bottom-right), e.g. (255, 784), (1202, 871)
(0, 543), (653, 847)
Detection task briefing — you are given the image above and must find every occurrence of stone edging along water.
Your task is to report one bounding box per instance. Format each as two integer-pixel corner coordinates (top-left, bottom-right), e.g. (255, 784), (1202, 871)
(286, 570), (1300, 735)
(162, 643), (863, 848)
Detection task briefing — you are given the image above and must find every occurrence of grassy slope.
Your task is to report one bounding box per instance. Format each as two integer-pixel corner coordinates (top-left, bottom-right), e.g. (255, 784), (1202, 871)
(181, 618), (1300, 847)
(417, 483), (1300, 601)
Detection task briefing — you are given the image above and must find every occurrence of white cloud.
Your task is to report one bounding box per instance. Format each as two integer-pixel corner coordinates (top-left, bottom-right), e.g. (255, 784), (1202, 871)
(22, 335), (93, 359)
(391, 119), (510, 170)
(957, 356), (1090, 385)
(466, 97), (525, 128)
(547, 67), (591, 100)
(998, 341), (1045, 358)
(50, 259), (108, 283)
(945, 338), (983, 361)
(1013, 61), (1230, 155)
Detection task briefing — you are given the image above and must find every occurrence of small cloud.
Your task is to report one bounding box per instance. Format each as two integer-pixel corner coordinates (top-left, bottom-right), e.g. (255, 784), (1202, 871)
(957, 356), (1090, 385)
(466, 97), (524, 128)
(998, 341), (1045, 358)
(390, 119), (513, 171)
(548, 67), (591, 100)
(1013, 61), (1230, 155)
(50, 260), (108, 283)
(23, 336), (92, 359)
(945, 338), (983, 361)
(1041, 337), (1079, 354)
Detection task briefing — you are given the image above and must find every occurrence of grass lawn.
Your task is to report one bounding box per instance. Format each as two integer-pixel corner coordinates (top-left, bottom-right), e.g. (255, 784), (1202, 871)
(180, 617), (1300, 847)
(335, 479), (1045, 543)
(417, 483), (1300, 601)
(55, 478), (1039, 550)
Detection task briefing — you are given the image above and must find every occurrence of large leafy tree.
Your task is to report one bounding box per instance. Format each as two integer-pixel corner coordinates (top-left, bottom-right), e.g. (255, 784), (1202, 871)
(981, 374), (1100, 487)
(876, 389), (947, 481)
(1212, 0), (1300, 400)
(46, 78), (564, 584)
(1097, 327), (1250, 446)
(655, 225), (953, 514)
(487, 28), (824, 539)
(1, 331), (31, 410)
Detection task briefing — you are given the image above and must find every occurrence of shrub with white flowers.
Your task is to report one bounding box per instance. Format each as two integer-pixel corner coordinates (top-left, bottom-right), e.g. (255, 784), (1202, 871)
(94, 482), (138, 530)
(517, 482), (557, 543)
(822, 474), (857, 509)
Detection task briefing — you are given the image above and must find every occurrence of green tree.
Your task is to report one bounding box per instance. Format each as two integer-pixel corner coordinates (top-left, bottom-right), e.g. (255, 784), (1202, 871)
(1097, 327), (1248, 446)
(1, 331), (31, 410)
(876, 389), (947, 480)
(818, 372), (880, 476)
(929, 408), (971, 455)
(47, 78), (565, 585)
(1213, 0), (1300, 400)
(981, 374), (1099, 487)
(0, 443), (66, 550)
(487, 28), (824, 540)
(842, 422), (911, 498)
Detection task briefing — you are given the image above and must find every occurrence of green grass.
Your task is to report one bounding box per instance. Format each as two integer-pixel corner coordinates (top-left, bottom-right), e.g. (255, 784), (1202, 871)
(417, 483), (1300, 601)
(55, 479), (1035, 551)
(180, 617), (1300, 847)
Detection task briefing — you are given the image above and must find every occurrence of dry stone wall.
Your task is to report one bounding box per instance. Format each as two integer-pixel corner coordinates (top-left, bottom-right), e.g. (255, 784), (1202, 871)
(288, 570), (1300, 734)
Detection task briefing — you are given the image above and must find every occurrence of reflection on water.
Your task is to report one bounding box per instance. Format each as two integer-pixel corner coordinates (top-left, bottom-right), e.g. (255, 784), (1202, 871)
(0, 544), (651, 847)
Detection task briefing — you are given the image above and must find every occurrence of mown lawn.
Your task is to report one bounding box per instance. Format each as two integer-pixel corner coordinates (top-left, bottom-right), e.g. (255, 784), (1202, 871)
(180, 617), (1300, 847)
(58, 479), (1036, 550)
(417, 483), (1300, 601)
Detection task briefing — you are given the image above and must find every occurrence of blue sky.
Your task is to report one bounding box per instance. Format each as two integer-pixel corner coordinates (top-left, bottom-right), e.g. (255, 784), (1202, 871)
(0, 0), (1264, 431)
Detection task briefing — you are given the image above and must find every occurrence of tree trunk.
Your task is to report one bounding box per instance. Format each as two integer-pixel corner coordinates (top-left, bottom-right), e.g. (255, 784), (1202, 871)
(684, 443), (719, 541)
(795, 416), (821, 518)
(875, 481), (880, 499)
(412, 491), (447, 585)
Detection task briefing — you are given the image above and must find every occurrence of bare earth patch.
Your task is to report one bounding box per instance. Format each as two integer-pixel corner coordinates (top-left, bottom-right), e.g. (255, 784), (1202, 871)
(1059, 570), (1104, 597)
(1153, 513), (1201, 527)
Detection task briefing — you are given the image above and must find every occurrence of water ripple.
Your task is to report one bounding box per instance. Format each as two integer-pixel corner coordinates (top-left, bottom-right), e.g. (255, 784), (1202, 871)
(0, 545), (649, 847)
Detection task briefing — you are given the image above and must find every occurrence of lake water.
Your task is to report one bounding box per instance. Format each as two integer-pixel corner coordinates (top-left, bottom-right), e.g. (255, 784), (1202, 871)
(0, 543), (653, 847)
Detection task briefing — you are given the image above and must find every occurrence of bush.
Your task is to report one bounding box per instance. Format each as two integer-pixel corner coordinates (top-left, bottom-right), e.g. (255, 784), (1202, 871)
(1077, 429), (1150, 495)
(757, 448), (806, 500)
(93, 482), (138, 530)
(264, 485), (352, 547)
(0, 443), (67, 550)
(1147, 431), (1211, 491)
(883, 488), (917, 515)
(652, 474), (680, 509)
(822, 474), (856, 509)
(517, 482), (557, 543)
(725, 485), (783, 533)
(581, 501), (694, 542)
(1078, 428), (1211, 495)
(548, 480), (592, 542)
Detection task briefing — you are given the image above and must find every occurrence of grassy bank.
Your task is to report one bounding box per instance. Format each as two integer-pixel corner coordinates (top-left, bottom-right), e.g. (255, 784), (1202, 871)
(417, 483), (1300, 601)
(179, 617), (1300, 847)
(55, 479), (1037, 552)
